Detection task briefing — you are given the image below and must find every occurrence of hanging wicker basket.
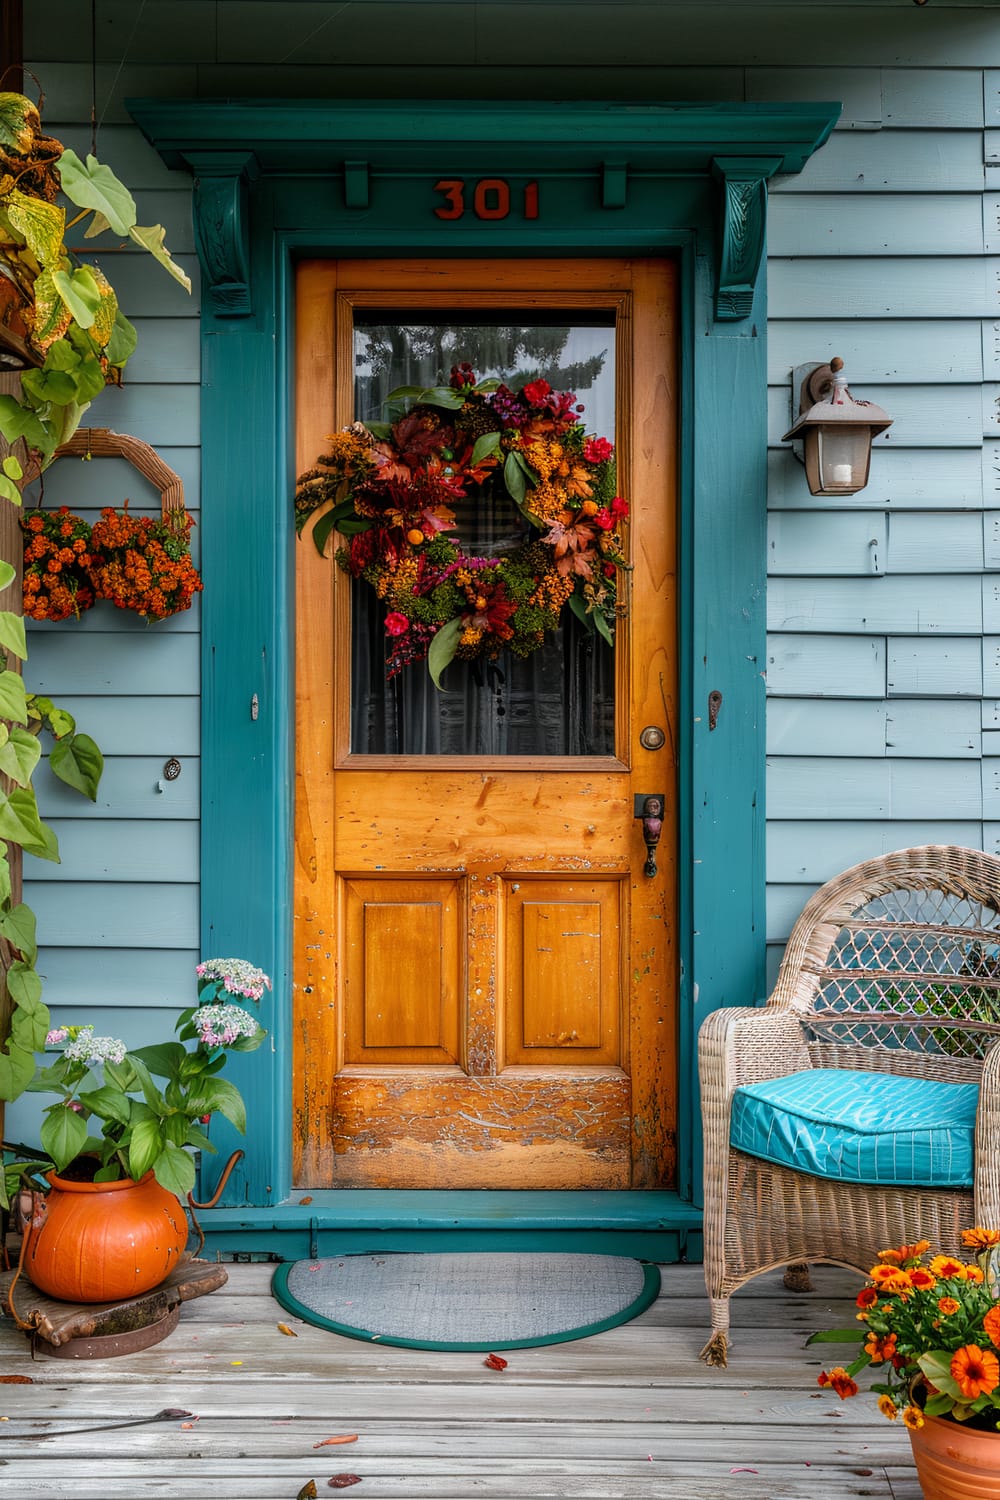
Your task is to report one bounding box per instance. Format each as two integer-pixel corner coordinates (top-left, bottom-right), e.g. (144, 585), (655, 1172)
(51, 427), (186, 518)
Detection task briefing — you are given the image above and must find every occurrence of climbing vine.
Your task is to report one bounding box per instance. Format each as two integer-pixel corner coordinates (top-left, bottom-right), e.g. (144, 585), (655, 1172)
(0, 89), (189, 1103)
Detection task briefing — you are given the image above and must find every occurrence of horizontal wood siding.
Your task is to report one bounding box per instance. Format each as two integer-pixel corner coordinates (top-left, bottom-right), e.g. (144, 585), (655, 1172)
(15, 6), (997, 1175)
(764, 46), (996, 966)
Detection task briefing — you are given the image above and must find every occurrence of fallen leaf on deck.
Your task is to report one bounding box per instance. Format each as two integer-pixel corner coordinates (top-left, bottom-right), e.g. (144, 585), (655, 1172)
(277, 1323), (299, 1337)
(0, 1376), (33, 1384)
(483, 1353), (508, 1370)
(313, 1435), (358, 1448)
(299, 1196), (314, 1204)
(296, 1483), (318, 1499)
(327, 1476), (361, 1489)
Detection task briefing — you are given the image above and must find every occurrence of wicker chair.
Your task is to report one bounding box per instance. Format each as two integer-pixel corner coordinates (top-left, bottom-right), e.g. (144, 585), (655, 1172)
(698, 844), (1000, 1366)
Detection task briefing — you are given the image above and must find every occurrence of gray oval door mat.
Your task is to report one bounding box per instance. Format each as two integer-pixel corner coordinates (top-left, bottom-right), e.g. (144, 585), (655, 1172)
(271, 1251), (660, 1350)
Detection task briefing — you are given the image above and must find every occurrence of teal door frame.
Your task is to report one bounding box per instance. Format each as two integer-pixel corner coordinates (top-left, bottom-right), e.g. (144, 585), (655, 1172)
(130, 100), (837, 1240)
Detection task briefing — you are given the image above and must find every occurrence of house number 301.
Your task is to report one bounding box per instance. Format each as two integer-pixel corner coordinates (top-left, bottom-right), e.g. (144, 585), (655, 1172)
(433, 178), (540, 221)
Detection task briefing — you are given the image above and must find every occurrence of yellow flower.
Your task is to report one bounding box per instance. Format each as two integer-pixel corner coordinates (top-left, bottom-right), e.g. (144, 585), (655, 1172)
(902, 1406), (924, 1431)
(877, 1395), (898, 1421)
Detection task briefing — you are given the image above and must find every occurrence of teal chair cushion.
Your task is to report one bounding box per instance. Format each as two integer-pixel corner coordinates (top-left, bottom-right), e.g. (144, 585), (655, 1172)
(730, 1068), (979, 1188)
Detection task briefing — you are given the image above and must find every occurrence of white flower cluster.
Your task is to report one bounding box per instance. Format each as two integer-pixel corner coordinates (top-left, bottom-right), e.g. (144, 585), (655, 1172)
(61, 1026), (128, 1066)
(194, 1002), (261, 1047)
(196, 957), (271, 1001)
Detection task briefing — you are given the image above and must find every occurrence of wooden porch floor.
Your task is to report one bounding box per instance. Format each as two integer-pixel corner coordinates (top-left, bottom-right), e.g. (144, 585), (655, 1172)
(0, 1260), (920, 1499)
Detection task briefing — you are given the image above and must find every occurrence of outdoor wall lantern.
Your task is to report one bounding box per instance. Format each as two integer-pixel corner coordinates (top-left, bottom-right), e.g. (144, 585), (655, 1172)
(782, 357), (893, 497)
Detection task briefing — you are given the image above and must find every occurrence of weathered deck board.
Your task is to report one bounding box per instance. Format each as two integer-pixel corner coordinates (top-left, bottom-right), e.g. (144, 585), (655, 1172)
(0, 1263), (918, 1499)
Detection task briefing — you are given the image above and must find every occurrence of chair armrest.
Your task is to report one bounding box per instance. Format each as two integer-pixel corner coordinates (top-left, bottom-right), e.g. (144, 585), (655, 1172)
(698, 1004), (812, 1102)
(974, 1042), (1000, 1227)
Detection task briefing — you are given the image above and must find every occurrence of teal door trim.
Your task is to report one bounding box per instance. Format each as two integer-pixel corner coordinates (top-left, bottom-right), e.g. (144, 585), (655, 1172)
(130, 98), (838, 1230)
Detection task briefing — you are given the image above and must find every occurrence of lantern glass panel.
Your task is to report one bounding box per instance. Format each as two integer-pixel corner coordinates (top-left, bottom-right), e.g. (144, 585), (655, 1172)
(806, 425), (872, 496)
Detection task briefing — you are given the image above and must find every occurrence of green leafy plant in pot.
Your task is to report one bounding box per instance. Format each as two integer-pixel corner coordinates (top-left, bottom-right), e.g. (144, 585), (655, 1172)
(10, 959), (268, 1303)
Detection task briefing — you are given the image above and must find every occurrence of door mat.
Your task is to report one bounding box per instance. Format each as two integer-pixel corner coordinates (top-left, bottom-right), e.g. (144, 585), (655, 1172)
(271, 1251), (660, 1351)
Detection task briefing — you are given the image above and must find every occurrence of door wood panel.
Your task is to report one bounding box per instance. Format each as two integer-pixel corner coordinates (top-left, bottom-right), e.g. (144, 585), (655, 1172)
(294, 257), (678, 1190)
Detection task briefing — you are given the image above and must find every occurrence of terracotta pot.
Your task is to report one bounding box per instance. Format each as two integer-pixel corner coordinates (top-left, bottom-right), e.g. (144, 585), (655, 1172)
(25, 1169), (188, 1303)
(907, 1409), (1000, 1500)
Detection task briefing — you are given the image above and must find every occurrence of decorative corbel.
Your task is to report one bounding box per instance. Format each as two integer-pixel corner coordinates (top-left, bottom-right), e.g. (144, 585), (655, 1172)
(186, 151), (260, 317)
(711, 157), (782, 322)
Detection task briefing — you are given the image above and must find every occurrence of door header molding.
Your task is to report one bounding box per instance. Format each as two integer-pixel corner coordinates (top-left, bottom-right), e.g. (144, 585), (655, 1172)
(130, 98), (839, 323)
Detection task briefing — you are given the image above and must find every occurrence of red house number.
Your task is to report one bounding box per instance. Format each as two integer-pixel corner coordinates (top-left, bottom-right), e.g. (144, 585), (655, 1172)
(434, 178), (539, 222)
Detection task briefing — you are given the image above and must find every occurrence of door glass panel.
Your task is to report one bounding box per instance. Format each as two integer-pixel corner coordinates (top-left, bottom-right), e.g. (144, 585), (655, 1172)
(350, 315), (617, 756)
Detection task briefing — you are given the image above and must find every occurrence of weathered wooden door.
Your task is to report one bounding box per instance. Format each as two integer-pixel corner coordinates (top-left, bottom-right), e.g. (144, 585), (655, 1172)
(294, 258), (677, 1190)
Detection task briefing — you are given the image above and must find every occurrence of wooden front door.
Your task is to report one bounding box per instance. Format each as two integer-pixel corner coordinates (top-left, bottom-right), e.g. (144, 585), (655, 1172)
(293, 258), (677, 1190)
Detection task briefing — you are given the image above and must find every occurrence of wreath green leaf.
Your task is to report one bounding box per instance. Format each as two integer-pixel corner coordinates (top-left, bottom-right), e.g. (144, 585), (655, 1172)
(428, 616), (463, 691)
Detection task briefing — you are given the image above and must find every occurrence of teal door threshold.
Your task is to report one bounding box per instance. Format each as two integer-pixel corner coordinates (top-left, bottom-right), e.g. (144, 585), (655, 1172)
(194, 1190), (704, 1263)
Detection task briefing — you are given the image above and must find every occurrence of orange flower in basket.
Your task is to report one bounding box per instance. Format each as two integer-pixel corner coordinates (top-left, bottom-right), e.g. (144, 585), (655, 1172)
(87, 502), (203, 621)
(20, 507), (95, 622)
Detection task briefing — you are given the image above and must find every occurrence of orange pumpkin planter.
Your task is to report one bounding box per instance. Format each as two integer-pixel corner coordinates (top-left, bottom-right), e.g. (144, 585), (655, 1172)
(25, 1171), (189, 1303)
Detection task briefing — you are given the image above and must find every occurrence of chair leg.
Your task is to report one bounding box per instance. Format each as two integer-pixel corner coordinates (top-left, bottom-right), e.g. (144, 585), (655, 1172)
(699, 1295), (731, 1367)
(783, 1261), (813, 1293)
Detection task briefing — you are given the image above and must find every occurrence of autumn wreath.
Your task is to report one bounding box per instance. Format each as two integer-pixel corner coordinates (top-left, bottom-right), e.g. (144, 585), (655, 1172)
(294, 363), (628, 683)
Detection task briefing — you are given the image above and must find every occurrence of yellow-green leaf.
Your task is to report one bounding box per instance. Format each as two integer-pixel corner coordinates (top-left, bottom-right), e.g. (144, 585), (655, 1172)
(0, 726), (41, 788)
(0, 93), (42, 156)
(0, 610), (26, 660)
(87, 264), (118, 349)
(83, 210), (113, 240)
(4, 190), (65, 268)
(52, 265), (103, 329)
(129, 224), (192, 293)
(31, 268), (74, 351)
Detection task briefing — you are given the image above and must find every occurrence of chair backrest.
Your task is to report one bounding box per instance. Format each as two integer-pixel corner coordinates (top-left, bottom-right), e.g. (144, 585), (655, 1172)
(770, 846), (1000, 1084)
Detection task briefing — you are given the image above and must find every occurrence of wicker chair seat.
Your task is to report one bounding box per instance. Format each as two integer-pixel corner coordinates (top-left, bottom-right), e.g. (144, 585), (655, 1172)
(697, 845), (1000, 1366)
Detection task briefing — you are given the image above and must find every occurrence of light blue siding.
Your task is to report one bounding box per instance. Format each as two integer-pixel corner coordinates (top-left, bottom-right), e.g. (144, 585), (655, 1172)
(767, 513), (886, 577)
(768, 259), (999, 319)
(769, 821), (984, 884)
(767, 577), (983, 636)
(767, 634), (886, 698)
(767, 321), (984, 384)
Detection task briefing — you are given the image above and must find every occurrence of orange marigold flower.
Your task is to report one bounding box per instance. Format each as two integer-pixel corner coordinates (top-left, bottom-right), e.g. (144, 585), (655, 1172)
(907, 1268), (937, 1291)
(938, 1296), (961, 1316)
(951, 1345), (1000, 1400)
(929, 1256), (966, 1281)
(856, 1287), (879, 1310)
(962, 1228), (1000, 1250)
(966, 1266), (986, 1284)
(870, 1266), (912, 1294)
(902, 1406), (924, 1430)
(818, 1367), (858, 1400)
(877, 1395), (898, 1421)
(984, 1306), (1000, 1348)
(864, 1332), (898, 1364)
(878, 1240), (931, 1266)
